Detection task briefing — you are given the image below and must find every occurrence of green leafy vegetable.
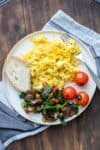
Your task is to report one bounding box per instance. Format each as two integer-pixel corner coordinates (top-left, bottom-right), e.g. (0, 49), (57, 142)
(35, 106), (44, 112)
(43, 97), (51, 106)
(22, 101), (30, 108)
(20, 85), (79, 123)
(43, 87), (53, 100)
(71, 103), (79, 113)
(44, 101), (67, 111)
(59, 117), (66, 125)
(55, 89), (63, 101)
(19, 92), (26, 99)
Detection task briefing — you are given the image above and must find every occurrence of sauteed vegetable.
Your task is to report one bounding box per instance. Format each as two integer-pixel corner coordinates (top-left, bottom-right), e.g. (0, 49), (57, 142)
(20, 84), (79, 123)
(19, 71), (89, 123)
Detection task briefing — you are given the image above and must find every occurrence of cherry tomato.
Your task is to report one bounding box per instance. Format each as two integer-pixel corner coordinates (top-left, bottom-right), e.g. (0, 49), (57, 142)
(62, 86), (77, 100)
(76, 92), (89, 106)
(74, 71), (89, 86)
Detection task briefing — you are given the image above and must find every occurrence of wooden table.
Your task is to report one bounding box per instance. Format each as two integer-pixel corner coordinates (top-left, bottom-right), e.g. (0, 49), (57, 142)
(0, 0), (100, 150)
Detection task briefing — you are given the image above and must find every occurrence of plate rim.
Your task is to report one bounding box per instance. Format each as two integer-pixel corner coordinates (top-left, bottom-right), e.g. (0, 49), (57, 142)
(2, 30), (96, 125)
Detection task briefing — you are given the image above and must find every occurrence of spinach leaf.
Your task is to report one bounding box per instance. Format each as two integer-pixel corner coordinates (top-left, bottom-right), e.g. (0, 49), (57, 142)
(19, 92), (26, 99)
(44, 101), (67, 111)
(71, 103), (79, 113)
(43, 87), (53, 100)
(59, 117), (66, 126)
(22, 101), (30, 108)
(43, 97), (51, 106)
(55, 89), (63, 101)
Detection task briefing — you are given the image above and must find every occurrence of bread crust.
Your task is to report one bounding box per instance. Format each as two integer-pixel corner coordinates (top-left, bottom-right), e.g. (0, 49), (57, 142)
(4, 56), (31, 92)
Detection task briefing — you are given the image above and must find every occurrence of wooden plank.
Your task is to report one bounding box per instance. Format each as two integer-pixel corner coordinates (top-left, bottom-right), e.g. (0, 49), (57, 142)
(0, 0), (27, 79)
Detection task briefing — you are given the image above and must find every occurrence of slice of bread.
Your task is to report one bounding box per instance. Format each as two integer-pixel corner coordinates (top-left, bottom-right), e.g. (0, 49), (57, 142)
(5, 56), (31, 92)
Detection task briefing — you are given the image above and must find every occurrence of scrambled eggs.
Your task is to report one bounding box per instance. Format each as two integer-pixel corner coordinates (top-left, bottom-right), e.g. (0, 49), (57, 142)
(22, 36), (80, 89)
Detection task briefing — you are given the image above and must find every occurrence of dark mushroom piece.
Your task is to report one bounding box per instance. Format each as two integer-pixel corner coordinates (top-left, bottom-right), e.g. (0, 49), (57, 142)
(61, 104), (77, 117)
(25, 107), (35, 113)
(61, 105), (72, 116)
(25, 88), (41, 101)
(70, 110), (77, 117)
(42, 111), (55, 122)
(26, 89), (36, 95)
(51, 98), (59, 105)
(25, 89), (37, 100)
(59, 112), (65, 118)
(25, 94), (33, 101)
(69, 108), (77, 117)
(30, 99), (43, 107)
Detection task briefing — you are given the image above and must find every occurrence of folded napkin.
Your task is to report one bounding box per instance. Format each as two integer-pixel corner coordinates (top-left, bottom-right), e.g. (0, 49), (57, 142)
(0, 10), (100, 150)
(0, 82), (48, 150)
(0, 0), (10, 7)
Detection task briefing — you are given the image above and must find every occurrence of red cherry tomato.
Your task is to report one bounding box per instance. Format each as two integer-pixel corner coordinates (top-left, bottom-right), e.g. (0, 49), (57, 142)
(62, 86), (77, 100)
(74, 71), (89, 86)
(76, 92), (89, 106)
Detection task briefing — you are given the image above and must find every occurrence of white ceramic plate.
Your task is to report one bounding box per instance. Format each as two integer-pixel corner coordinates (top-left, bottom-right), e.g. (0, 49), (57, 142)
(2, 31), (96, 125)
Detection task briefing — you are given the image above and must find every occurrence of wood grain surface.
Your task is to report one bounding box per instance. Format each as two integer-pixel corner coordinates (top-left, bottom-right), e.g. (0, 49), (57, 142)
(0, 0), (100, 150)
